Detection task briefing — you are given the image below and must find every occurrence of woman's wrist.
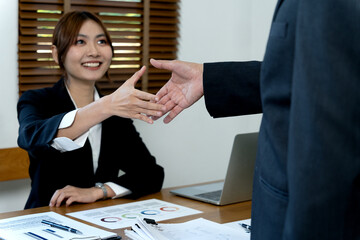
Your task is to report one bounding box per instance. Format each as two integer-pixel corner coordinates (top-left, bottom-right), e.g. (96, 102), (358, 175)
(97, 95), (113, 118)
(105, 184), (115, 198)
(93, 186), (105, 200)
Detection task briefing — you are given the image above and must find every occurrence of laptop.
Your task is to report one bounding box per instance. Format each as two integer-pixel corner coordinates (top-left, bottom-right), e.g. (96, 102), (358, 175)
(170, 132), (258, 205)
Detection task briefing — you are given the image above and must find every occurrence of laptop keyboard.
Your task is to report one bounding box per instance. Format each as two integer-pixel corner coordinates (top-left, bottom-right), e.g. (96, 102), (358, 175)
(195, 190), (222, 201)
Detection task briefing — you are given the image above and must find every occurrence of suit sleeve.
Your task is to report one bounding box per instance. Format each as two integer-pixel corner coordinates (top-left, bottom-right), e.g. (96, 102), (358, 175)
(284, 0), (360, 239)
(203, 61), (262, 118)
(17, 90), (65, 154)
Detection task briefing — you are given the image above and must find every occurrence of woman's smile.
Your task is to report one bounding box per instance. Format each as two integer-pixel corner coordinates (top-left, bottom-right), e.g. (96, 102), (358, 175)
(82, 61), (102, 69)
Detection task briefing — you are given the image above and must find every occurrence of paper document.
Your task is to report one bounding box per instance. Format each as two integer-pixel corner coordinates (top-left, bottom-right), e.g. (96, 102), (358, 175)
(0, 211), (117, 240)
(67, 199), (202, 229)
(125, 217), (249, 240)
(223, 218), (251, 239)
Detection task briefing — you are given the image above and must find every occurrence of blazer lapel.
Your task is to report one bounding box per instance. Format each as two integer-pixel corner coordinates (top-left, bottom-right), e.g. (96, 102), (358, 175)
(272, 0), (285, 21)
(51, 78), (77, 112)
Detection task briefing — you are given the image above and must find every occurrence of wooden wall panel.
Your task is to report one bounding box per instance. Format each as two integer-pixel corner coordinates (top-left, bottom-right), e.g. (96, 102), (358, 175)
(0, 148), (30, 181)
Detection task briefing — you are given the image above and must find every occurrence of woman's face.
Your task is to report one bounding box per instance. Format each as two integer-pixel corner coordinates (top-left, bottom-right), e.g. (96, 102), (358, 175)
(61, 20), (112, 84)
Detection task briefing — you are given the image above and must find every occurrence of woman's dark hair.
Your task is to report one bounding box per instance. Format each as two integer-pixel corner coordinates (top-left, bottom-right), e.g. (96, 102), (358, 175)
(52, 11), (114, 76)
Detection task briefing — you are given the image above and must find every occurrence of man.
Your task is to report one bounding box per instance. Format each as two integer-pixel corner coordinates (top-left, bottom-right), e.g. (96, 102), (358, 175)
(150, 0), (360, 239)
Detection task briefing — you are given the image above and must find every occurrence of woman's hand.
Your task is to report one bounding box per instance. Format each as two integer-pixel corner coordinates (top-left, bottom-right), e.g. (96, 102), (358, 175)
(49, 185), (109, 207)
(105, 66), (165, 123)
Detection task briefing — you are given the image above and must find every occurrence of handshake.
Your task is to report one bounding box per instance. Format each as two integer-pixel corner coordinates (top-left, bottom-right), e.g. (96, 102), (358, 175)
(125, 59), (204, 124)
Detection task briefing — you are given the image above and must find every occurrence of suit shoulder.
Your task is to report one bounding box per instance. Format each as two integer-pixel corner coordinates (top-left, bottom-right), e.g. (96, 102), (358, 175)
(19, 80), (63, 102)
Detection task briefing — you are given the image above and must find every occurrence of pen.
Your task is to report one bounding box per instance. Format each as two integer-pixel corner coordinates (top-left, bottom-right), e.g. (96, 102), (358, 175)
(240, 223), (251, 233)
(41, 220), (83, 235)
(25, 232), (48, 240)
(106, 236), (122, 240)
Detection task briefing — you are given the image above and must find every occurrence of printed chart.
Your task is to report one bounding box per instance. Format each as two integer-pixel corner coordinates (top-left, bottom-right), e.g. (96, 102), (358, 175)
(0, 212), (116, 240)
(67, 199), (202, 229)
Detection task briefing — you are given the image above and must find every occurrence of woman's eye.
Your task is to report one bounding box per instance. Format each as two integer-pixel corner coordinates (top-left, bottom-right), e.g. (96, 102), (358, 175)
(98, 39), (107, 45)
(75, 39), (85, 45)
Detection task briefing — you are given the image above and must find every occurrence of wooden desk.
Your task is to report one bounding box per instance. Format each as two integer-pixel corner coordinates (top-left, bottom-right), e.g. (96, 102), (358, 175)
(0, 187), (251, 238)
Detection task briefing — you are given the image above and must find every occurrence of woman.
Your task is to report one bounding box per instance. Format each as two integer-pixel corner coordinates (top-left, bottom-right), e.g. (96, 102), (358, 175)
(17, 11), (165, 209)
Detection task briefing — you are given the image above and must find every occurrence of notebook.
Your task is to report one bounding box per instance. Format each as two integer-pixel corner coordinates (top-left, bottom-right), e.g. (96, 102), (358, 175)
(170, 132), (258, 206)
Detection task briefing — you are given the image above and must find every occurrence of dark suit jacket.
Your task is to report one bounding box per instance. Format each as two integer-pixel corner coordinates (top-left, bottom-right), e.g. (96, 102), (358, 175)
(203, 0), (359, 239)
(17, 79), (164, 209)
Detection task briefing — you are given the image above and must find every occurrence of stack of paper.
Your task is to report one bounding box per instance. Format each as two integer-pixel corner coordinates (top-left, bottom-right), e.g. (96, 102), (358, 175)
(125, 217), (250, 240)
(0, 211), (117, 240)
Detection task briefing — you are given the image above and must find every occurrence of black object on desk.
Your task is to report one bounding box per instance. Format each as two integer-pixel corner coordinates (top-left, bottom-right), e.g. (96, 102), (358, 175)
(41, 220), (83, 235)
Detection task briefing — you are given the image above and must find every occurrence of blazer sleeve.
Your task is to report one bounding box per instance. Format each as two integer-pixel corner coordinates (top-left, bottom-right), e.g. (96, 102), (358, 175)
(203, 61), (263, 118)
(17, 89), (65, 154)
(96, 117), (164, 199)
(284, 0), (360, 239)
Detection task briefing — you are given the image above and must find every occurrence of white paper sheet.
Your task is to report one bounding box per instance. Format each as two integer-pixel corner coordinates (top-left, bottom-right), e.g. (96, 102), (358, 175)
(125, 218), (249, 240)
(67, 199), (202, 229)
(0, 211), (116, 240)
(223, 218), (251, 239)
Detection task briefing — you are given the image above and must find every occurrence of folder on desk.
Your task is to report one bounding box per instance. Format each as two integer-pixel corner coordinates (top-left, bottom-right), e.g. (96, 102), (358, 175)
(0, 211), (118, 240)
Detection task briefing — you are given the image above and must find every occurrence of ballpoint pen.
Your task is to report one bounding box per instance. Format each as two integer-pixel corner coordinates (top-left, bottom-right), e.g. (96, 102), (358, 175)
(240, 223), (251, 233)
(41, 220), (83, 235)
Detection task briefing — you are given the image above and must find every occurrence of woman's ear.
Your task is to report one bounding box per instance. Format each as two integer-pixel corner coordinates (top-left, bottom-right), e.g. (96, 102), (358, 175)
(51, 45), (59, 64)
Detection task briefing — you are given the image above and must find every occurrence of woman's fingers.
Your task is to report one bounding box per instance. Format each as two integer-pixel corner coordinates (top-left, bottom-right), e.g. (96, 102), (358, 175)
(135, 113), (155, 124)
(65, 197), (76, 207)
(49, 190), (59, 207)
(49, 186), (101, 207)
(133, 93), (164, 110)
(126, 66), (146, 87)
(50, 190), (66, 207)
(49, 186), (76, 207)
(134, 90), (159, 103)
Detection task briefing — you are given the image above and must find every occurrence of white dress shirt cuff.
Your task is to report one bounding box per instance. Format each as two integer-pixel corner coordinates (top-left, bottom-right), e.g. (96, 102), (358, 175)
(105, 182), (132, 199)
(51, 109), (89, 152)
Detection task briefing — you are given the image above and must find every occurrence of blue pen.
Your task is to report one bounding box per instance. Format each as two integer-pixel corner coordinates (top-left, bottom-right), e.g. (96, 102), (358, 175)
(41, 220), (83, 235)
(240, 223), (251, 233)
(25, 232), (48, 240)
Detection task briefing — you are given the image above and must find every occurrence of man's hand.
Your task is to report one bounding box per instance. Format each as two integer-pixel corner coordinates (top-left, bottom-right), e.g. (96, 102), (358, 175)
(150, 59), (204, 123)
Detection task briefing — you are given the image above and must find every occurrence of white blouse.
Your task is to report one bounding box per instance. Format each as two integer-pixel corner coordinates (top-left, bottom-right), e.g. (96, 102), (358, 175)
(50, 86), (131, 198)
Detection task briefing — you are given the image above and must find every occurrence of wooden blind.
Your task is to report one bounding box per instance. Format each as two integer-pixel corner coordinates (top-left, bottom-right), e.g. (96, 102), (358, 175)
(18, 0), (180, 95)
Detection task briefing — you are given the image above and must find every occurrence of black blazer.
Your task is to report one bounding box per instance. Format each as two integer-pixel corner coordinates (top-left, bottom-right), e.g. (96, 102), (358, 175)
(17, 79), (164, 209)
(203, 0), (359, 239)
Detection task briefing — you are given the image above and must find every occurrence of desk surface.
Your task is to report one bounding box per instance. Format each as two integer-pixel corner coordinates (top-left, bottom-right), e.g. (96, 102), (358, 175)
(0, 186), (251, 238)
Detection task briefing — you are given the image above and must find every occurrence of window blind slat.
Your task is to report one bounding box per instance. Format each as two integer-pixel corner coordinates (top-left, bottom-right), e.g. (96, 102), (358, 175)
(20, 75), (61, 83)
(20, 0), (62, 3)
(19, 61), (56, 68)
(20, 12), (62, 19)
(19, 53), (53, 60)
(71, 5), (143, 14)
(19, 68), (63, 76)
(19, 3), (63, 11)
(19, 36), (53, 44)
(20, 28), (55, 35)
(72, 0), (143, 8)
